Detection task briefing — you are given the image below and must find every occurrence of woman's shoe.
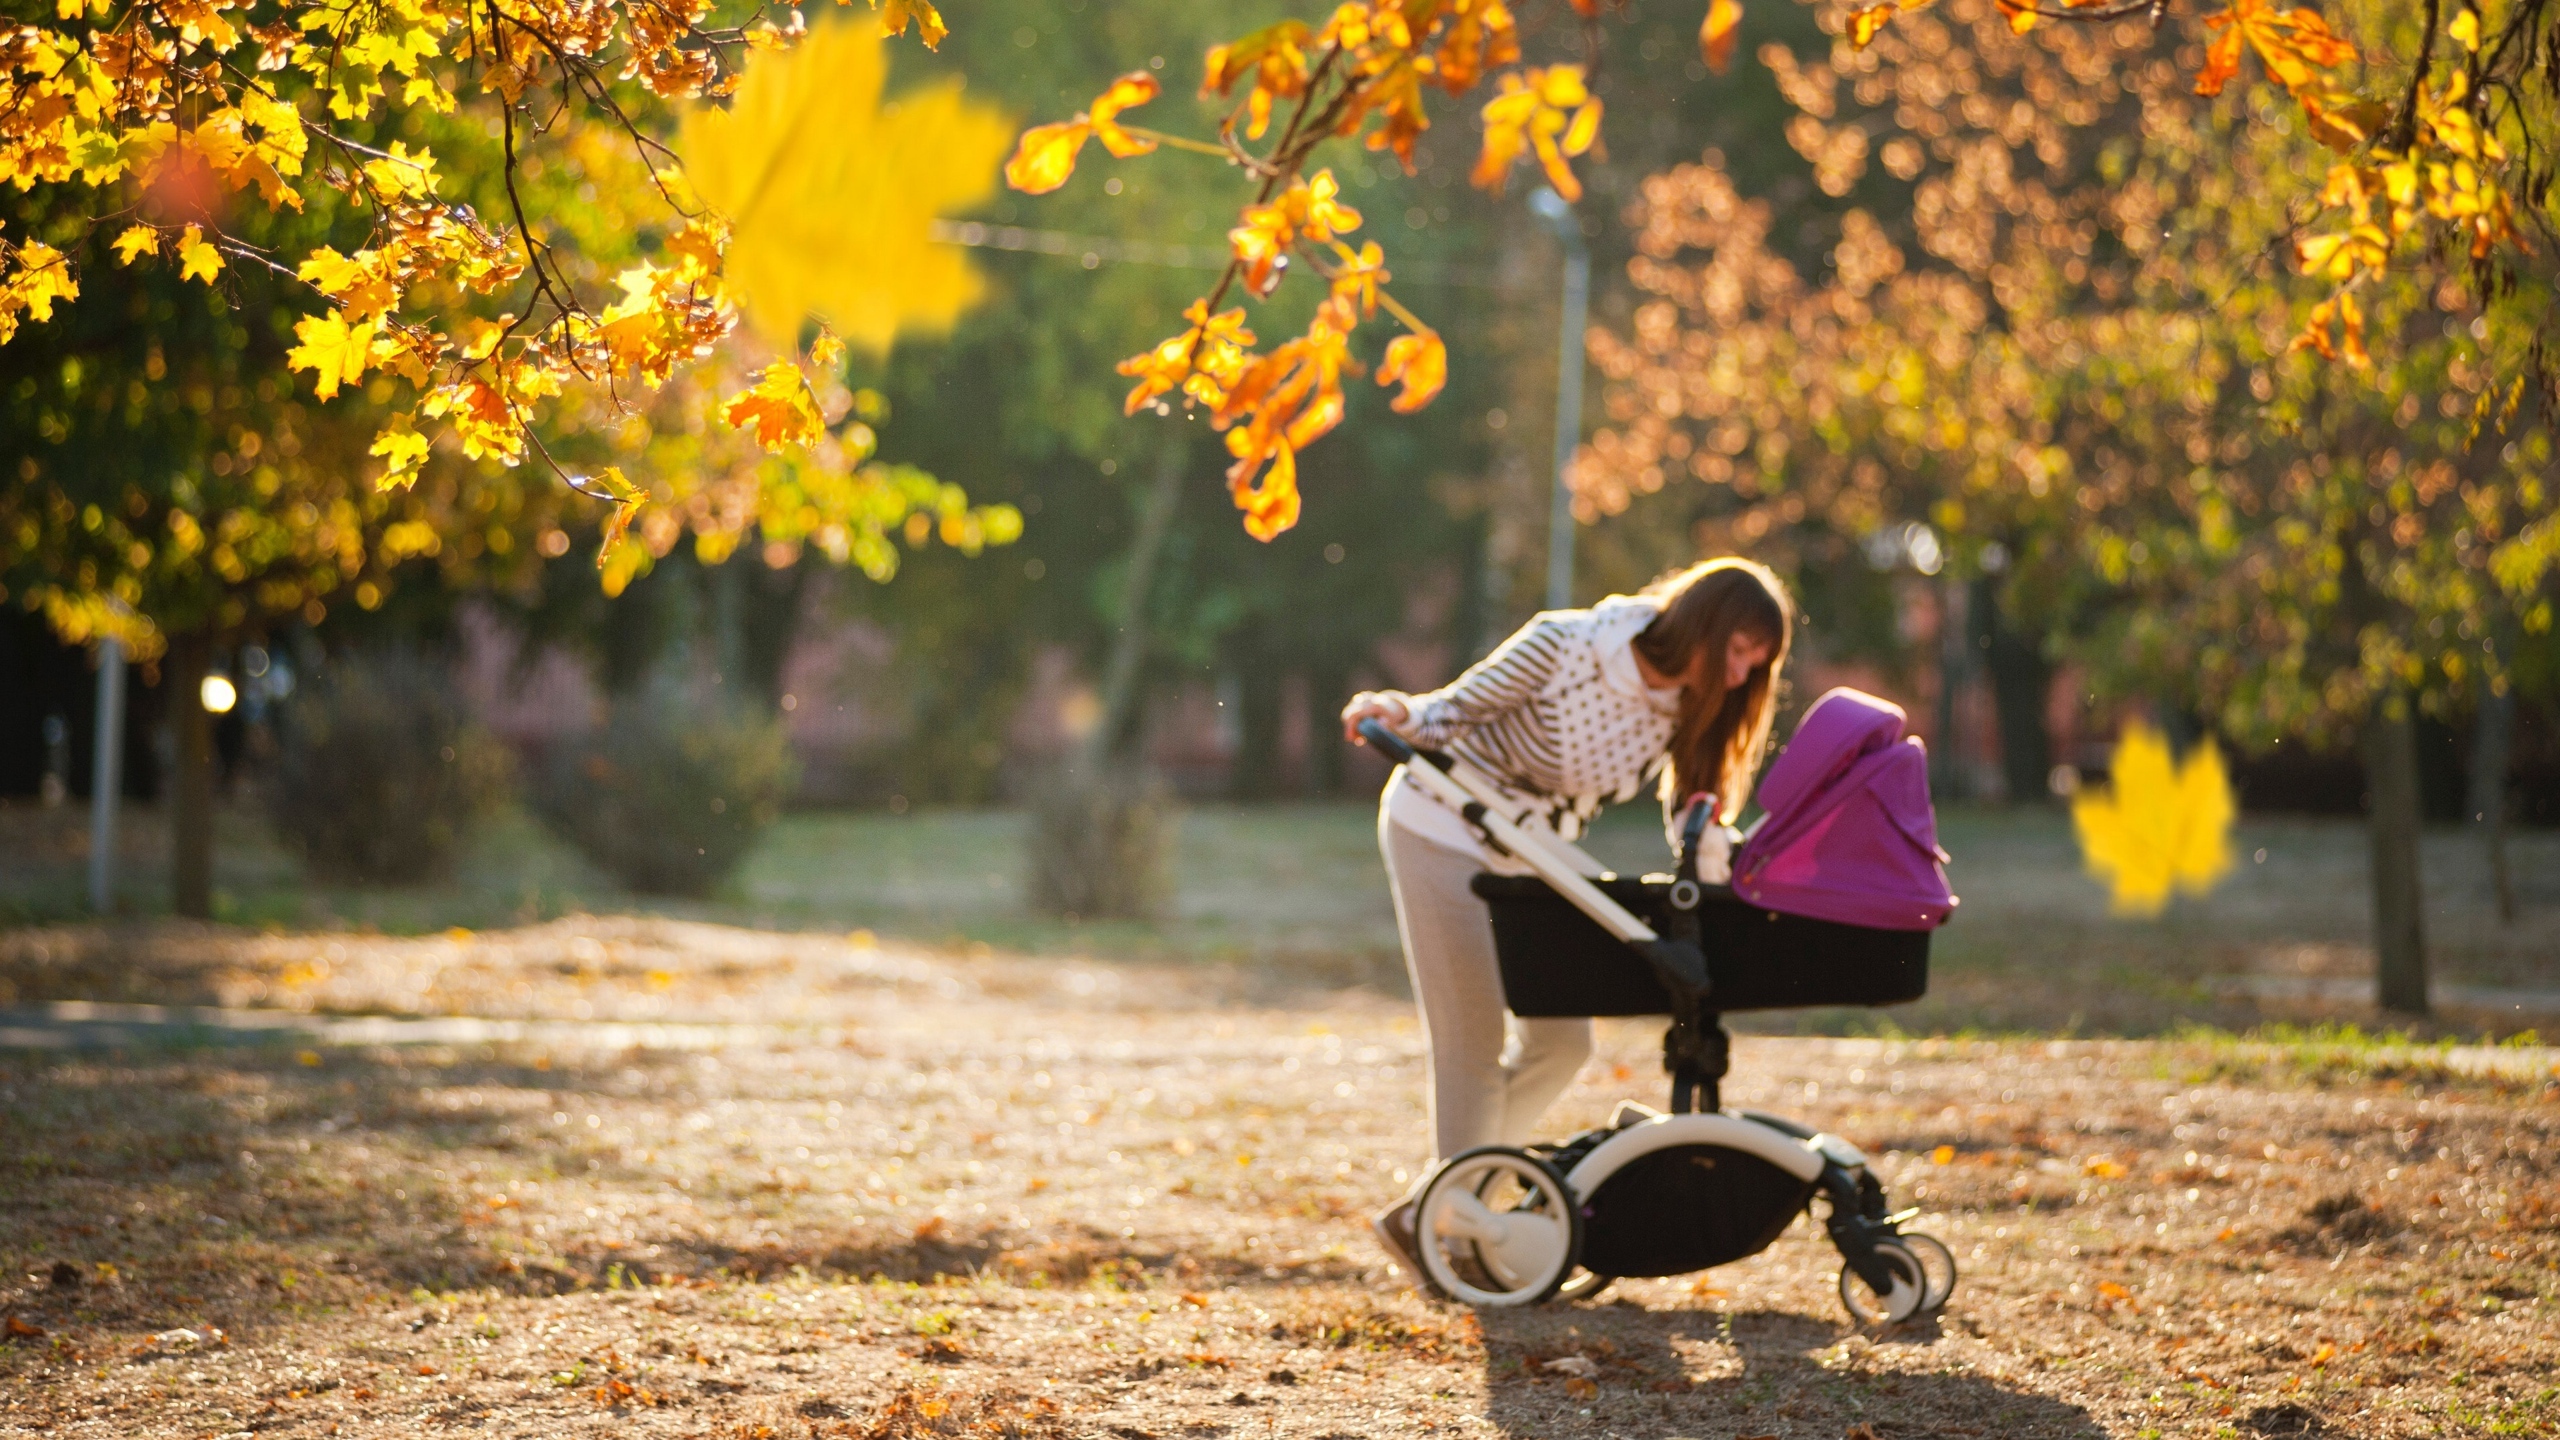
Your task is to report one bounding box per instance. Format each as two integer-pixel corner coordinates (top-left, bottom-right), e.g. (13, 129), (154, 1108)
(1370, 1197), (1422, 1275)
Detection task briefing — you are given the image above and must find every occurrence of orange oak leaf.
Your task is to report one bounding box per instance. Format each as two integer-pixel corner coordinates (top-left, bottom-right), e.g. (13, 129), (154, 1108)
(1005, 119), (1092, 194)
(1378, 330), (1446, 413)
(1090, 72), (1162, 157)
(1229, 435), (1302, 541)
(1117, 300), (1256, 415)
(2196, 0), (2355, 98)
(1701, 0), (1744, 73)
(1474, 66), (1602, 200)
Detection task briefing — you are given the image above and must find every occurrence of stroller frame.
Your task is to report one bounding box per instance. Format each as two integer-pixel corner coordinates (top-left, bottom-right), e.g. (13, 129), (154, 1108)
(1362, 720), (1954, 1321)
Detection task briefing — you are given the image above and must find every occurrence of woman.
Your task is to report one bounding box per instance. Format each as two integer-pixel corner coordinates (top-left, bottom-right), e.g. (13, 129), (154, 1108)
(1340, 557), (1793, 1272)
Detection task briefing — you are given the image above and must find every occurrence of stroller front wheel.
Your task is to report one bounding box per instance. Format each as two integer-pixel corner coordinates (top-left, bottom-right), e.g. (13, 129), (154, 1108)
(1897, 1231), (1958, 1311)
(1413, 1146), (1582, 1307)
(1837, 1238), (1927, 1325)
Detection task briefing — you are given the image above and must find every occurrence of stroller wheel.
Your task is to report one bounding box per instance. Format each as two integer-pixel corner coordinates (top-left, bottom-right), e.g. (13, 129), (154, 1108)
(1837, 1238), (1926, 1325)
(1898, 1232), (1958, 1312)
(1554, 1269), (1614, 1304)
(1413, 1146), (1581, 1307)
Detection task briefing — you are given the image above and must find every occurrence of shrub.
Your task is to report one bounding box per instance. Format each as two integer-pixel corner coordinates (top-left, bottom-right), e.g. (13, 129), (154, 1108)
(533, 683), (796, 896)
(1024, 761), (1172, 920)
(268, 652), (509, 884)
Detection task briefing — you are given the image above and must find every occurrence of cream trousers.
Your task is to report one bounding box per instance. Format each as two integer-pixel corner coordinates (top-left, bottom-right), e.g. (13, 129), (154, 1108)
(1378, 799), (1593, 1162)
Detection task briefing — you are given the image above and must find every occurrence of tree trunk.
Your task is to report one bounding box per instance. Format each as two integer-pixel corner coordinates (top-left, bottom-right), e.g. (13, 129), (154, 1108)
(1230, 622), (1286, 800)
(740, 559), (811, 710)
(1979, 576), (2054, 805)
(1930, 575), (1972, 802)
(2363, 694), (2429, 1015)
(2468, 672), (2517, 924)
(1304, 662), (1349, 797)
(1090, 444), (1185, 765)
(1026, 443), (1186, 921)
(168, 633), (215, 920)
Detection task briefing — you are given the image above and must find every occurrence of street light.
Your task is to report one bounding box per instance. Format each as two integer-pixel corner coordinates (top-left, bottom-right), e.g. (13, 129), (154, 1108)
(1529, 186), (1589, 612)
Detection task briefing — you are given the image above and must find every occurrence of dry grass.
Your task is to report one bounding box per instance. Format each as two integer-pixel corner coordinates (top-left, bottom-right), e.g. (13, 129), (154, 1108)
(2, 921), (2555, 1438)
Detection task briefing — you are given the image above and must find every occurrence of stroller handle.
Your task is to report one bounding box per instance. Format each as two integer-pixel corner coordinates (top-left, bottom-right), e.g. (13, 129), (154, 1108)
(1356, 717), (1420, 765)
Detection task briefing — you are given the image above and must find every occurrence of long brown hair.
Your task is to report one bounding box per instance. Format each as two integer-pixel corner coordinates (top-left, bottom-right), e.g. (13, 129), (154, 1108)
(1632, 558), (1793, 821)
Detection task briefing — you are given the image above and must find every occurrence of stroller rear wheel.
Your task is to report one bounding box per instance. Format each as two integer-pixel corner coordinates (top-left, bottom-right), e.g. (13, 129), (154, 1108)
(1413, 1147), (1581, 1307)
(1836, 1237), (1926, 1325)
(1554, 1269), (1614, 1304)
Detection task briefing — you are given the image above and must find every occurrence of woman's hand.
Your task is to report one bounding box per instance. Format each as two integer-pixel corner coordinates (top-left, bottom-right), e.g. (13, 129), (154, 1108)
(1341, 691), (1413, 744)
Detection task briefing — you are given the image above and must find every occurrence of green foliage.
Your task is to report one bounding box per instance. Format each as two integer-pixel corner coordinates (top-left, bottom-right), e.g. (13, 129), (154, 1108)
(267, 653), (511, 885)
(532, 682), (798, 896)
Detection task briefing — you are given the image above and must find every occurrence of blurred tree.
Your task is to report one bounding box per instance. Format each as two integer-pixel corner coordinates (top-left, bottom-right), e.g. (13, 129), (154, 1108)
(1573, 0), (2560, 1013)
(0, 27), (1015, 913)
(0, 173), (564, 915)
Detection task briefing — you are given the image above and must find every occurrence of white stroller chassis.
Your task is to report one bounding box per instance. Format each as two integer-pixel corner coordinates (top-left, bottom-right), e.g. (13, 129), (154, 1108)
(1361, 720), (1956, 1322)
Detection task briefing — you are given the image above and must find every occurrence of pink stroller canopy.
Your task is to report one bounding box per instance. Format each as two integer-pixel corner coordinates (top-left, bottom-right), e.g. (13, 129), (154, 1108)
(1732, 688), (1956, 932)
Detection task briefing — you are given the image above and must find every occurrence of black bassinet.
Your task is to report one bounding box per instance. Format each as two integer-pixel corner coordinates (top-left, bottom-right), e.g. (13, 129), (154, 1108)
(1470, 874), (1929, 1017)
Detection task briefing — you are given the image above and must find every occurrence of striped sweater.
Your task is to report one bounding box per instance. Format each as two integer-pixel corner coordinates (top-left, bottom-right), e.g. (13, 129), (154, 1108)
(1384, 595), (1679, 856)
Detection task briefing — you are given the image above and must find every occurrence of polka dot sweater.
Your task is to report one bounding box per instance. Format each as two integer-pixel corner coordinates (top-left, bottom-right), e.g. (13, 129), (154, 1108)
(1384, 595), (1678, 859)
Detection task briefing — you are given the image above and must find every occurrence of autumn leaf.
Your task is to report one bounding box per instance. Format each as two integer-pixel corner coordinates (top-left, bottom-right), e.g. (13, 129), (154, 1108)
(369, 426), (431, 487)
(177, 224), (223, 283)
(1474, 66), (1603, 200)
(723, 361), (827, 448)
(288, 313), (378, 400)
(1848, 4), (1896, 49)
(1090, 72), (1162, 157)
(589, 464), (650, 578)
(871, 0), (946, 49)
(2195, 0), (2356, 99)
(1377, 330), (1446, 412)
(1229, 433), (1302, 541)
(1005, 120), (1092, 194)
(1006, 71), (1161, 194)
(1231, 170), (1362, 295)
(1701, 0), (1744, 73)
(680, 17), (1010, 353)
(111, 224), (157, 264)
(2070, 720), (2236, 916)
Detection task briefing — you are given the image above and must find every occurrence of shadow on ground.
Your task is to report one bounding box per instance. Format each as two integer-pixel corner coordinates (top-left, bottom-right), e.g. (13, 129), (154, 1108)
(1476, 1304), (2105, 1439)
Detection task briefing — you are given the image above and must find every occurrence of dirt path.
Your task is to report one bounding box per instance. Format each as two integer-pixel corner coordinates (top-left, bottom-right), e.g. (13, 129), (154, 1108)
(1, 918), (2554, 1438)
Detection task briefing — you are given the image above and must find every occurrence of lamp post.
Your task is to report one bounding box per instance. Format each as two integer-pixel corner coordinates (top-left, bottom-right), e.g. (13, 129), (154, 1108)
(88, 637), (124, 914)
(1529, 187), (1589, 612)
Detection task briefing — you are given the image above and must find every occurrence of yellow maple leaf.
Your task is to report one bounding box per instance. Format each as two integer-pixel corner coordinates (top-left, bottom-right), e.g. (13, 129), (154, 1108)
(679, 17), (1011, 353)
(589, 465), (650, 577)
(722, 361), (826, 449)
(177, 224), (223, 284)
(112, 224), (158, 264)
(288, 313), (377, 400)
(2071, 720), (2236, 916)
(369, 426), (431, 486)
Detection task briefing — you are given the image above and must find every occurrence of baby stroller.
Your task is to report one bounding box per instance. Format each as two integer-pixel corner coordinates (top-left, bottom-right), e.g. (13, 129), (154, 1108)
(1358, 689), (1959, 1323)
